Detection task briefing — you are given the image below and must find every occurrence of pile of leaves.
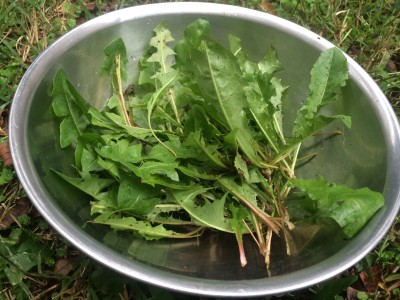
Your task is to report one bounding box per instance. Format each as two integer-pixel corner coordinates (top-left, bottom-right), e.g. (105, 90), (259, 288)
(51, 18), (384, 270)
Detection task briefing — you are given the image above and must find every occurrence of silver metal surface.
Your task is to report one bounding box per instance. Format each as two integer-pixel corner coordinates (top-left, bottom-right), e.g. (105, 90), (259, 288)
(9, 2), (400, 297)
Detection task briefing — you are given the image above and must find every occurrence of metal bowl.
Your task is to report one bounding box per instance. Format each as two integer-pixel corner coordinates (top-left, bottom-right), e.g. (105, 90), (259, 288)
(9, 2), (400, 297)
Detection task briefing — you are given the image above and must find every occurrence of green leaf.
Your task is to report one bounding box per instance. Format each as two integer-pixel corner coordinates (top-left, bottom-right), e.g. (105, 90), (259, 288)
(217, 176), (281, 234)
(93, 213), (197, 240)
(174, 17), (211, 67)
(104, 111), (125, 125)
(144, 22), (182, 131)
(299, 114), (351, 139)
(88, 107), (120, 131)
(136, 175), (192, 190)
(97, 157), (120, 179)
(183, 104), (220, 140)
(218, 176), (258, 208)
(122, 160), (180, 183)
(9, 253), (36, 272)
(96, 139), (143, 164)
(138, 61), (158, 87)
(230, 39), (287, 152)
(117, 174), (160, 215)
(292, 178), (384, 238)
(201, 40), (260, 163)
(228, 34), (248, 67)
(184, 130), (228, 169)
(246, 82), (280, 152)
(51, 69), (90, 148)
(4, 267), (23, 286)
(158, 139), (202, 160)
(241, 47), (287, 153)
(0, 167), (13, 185)
(146, 71), (178, 120)
(106, 94), (119, 110)
(147, 22), (175, 73)
(78, 146), (102, 178)
(90, 186), (119, 215)
(51, 71), (70, 118)
(177, 165), (218, 180)
(137, 161), (180, 182)
(146, 70), (179, 154)
(146, 204), (191, 225)
(292, 47), (349, 140)
(228, 203), (251, 267)
(59, 117), (80, 148)
(181, 20), (260, 166)
(54, 172), (115, 201)
(183, 18), (211, 48)
(228, 204), (249, 233)
(100, 38), (128, 79)
(169, 186), (233, 232)
(145, 142), (176, 163)
(260, 76), (287, 144)
(234, 154), (250, 181)
(154, 106), (183, 128)
(122, 125), (164, 141)
(258, 47), (284, 77)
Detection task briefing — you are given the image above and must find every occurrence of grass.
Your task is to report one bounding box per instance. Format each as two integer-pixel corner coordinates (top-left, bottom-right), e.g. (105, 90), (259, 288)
(277, 0), (400, 117)
(0, 0), (399, 299)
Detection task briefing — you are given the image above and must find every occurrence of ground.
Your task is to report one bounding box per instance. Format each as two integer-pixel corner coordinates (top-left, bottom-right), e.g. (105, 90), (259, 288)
(0, 1), (399, 299)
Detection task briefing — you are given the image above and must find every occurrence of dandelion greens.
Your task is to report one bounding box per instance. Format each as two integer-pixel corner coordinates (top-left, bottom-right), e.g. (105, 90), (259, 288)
(51, 18), (384, 270)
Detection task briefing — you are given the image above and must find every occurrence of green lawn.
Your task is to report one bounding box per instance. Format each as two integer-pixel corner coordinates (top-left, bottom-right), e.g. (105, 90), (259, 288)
(0, 1), (399, 299)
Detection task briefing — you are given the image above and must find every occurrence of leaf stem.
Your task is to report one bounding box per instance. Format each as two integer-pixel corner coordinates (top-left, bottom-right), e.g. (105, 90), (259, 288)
(235, 223), (247, 267)
(251, 213), (265, 252)
(264, 228), (273, 275)
(146, 71), (179, 157)
(115, 54), (132, 126)
(290, 143), (301, 177)
(242, 218), (259, 247)
(273, 113), (286, 145)
(259, 177), (280, 213)
(166, 89), (181, 126)
(218, 178), (282, 235)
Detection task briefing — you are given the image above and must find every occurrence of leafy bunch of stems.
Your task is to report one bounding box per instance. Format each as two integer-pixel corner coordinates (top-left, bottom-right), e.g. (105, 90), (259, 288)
(51, 19), (383, 271)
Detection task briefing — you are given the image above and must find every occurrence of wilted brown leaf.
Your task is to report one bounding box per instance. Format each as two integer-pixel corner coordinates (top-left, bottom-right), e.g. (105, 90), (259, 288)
(85, 2), (97, 12)
(360, 265), (382, 292)
(54, 258), (76, 275)
(0, 140), (13, 166)
(260, 2), (278, 16)
(347, 286), (361, 300)
(85, 0), (119, 14)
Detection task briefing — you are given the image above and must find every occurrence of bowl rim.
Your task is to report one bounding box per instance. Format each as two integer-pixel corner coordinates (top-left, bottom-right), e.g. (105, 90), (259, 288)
(9, 2), (400, 297)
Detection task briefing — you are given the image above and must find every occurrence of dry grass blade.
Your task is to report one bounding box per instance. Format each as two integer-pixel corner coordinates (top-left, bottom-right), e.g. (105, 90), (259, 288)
(0, 198), (31, 229)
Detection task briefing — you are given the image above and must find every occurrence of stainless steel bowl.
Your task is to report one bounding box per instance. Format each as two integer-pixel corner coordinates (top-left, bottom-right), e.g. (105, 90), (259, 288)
(9, 2), (400, 297)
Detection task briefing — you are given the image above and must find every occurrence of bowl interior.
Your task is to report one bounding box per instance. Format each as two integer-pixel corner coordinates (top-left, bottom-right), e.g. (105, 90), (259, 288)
(11, 3), (399, 296)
